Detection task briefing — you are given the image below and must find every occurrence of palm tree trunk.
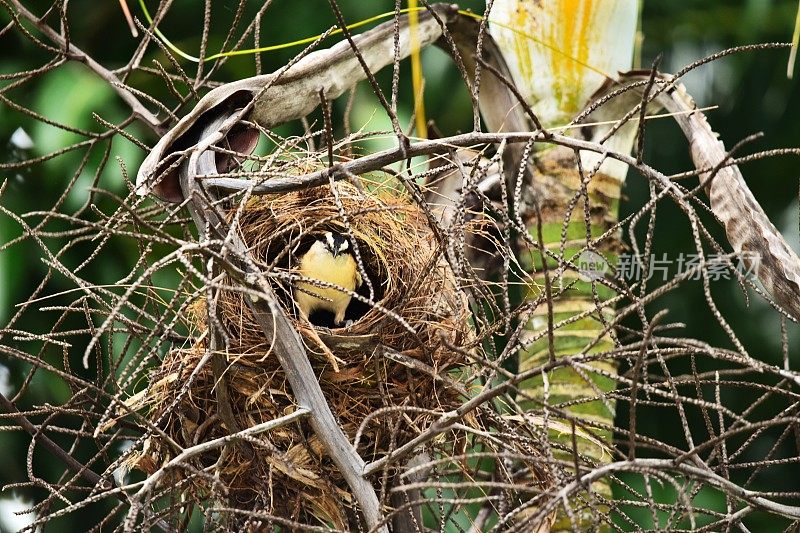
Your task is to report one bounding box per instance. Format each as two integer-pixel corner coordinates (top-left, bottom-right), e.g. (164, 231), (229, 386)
(489, 1), (640, 528)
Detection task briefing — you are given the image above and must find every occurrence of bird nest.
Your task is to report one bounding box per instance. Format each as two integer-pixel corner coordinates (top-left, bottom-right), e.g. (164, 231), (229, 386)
(125, 181), (481, 528)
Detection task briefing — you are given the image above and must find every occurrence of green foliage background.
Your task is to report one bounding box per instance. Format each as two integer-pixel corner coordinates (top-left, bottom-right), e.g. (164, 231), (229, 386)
(1, 0), (799, 530)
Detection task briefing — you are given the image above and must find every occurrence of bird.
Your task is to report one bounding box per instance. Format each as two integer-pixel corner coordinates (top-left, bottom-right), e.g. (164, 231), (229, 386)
(294, 231), (363, 326)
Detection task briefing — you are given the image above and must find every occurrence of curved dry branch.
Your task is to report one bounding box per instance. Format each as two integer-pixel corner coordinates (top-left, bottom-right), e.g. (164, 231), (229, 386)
(136, 3), (461, 201)
(655, 78), (800, 321)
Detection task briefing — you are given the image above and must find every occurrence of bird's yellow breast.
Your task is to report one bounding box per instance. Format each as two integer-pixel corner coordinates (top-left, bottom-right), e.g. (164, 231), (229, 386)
(294, 245), (359, 318)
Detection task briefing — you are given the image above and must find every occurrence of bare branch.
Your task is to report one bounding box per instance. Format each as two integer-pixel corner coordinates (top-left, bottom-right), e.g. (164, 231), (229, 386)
(5, 0), (162, 131)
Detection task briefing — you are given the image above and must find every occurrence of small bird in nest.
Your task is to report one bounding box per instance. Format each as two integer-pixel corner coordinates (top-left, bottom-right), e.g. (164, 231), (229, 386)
(294, 231), (363, 326)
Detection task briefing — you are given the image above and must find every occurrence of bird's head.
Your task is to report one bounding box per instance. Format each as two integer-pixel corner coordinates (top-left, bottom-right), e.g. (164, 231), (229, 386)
(322, 231), (350, 257)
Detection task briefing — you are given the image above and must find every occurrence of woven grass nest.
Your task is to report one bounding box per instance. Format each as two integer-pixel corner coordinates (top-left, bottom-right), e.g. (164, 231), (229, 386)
(129, 180), (478, 528)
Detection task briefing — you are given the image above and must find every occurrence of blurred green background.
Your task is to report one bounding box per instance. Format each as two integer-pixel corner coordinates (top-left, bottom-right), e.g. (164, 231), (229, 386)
(1, 0), (799, 530)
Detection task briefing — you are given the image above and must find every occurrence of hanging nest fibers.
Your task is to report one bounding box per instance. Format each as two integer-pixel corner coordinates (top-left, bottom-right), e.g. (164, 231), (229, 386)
(123, 179), (485, 528)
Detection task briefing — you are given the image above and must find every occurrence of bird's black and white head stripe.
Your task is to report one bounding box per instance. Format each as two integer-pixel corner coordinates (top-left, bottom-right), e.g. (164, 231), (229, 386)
(323, 231), (349, 257)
